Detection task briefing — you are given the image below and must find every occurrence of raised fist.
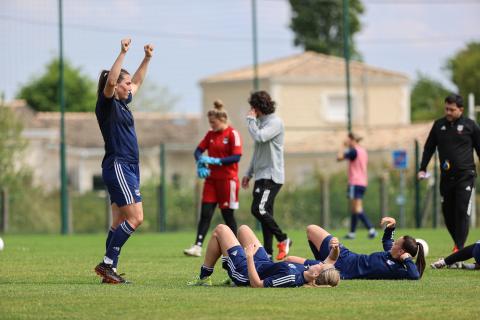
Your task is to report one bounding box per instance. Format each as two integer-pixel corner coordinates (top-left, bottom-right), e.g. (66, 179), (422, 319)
(121, 38), (131, 53)
(144, 44), (154, 58)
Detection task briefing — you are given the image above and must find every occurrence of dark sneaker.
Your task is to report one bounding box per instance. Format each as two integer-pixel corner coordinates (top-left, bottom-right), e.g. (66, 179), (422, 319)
(94, 262), (126, 284)
(101, 273), (131, 284)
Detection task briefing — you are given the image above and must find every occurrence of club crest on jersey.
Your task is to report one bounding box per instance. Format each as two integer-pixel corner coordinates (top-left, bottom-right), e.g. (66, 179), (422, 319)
(457, 125), (464, 133)
(440, 125), (446, 131)
(386, 259), (395, 266)
(231, 250), (238, 256)
(288, 263), (297, 269)
(223, 137), (229, 144)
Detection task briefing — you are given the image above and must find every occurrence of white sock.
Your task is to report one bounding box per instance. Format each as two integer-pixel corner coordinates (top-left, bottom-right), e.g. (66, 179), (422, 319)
(103, 256), (113, 265)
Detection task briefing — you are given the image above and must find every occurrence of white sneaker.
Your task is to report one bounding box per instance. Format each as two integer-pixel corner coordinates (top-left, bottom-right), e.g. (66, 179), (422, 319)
(430, 258), (446, 269)
(447, 262), (463, 269)
(461, 263), (478, 270)
(184, 244), (202, 257)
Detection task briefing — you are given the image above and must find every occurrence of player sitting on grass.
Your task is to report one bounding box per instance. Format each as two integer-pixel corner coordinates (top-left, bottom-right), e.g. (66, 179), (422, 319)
(431, 240), (480, 270)
(187, 224), (340, 288)
(285, 217), (425, 280)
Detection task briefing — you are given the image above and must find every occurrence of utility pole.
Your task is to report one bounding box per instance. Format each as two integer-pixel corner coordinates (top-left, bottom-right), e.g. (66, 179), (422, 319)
(252, 0), (259, 91)
(343, 0), (352, 133)
(58, 0), (69, 234)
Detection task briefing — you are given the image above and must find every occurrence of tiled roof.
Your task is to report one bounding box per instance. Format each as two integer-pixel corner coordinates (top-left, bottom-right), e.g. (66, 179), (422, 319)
(201, 51), (409, 83)
(8, 100), (199, 148)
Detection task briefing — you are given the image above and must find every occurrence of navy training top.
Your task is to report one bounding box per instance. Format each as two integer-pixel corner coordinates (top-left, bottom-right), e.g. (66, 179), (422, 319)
(258, 261), (307, 288)
(95, 92), (139, 168)
(305, 228), (420, 280)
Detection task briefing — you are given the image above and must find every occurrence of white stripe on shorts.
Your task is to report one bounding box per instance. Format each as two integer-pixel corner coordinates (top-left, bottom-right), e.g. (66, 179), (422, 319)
(229, 179), (239, 209)
(272, 275), (295, 287)
(114, 161), (134, 204)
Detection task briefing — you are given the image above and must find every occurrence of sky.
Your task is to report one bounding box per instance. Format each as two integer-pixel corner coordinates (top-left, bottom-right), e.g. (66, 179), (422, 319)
(1, 0), (479, 113)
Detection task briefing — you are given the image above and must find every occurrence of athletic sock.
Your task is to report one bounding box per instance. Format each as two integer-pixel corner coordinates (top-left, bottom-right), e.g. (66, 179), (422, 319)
(195, 234), (204, 247)
(358, 212), (373, 230)
(105, 227), (115, 249)
(105, 227), (119, 268)
(221, 209), (237, 235)
(350, 214), (358, 233)
(308, 240), (322, 260)
(104, 221), (135, 265)
(200, 265), (214, 279)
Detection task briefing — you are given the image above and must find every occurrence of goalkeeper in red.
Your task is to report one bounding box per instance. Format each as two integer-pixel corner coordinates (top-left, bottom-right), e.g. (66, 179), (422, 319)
(184, 100), (243, 257)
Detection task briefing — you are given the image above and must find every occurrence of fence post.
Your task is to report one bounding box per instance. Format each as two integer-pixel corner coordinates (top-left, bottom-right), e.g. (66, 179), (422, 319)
(414, 140), (421, 228)
(194, 179), (201, 225)
(1, 188), (8, 233)
(320, 176), (330, 228)
(158, 143), (167, 232)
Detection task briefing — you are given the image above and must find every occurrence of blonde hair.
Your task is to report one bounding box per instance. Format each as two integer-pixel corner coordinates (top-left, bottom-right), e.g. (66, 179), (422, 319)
(314, 267), (340, 287)
(207, 100), (228, 123)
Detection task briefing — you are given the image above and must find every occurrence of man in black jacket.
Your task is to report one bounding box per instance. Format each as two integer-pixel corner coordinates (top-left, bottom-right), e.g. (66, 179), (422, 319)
(418, 94), (480, 251)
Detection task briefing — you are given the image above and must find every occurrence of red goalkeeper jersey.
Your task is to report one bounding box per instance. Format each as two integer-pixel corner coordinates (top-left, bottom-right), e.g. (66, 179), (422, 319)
(198, 126), (242, 179)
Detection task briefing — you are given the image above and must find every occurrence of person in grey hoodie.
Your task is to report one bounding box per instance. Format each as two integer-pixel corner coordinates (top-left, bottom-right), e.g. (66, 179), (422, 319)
(242, 91), (292, 261)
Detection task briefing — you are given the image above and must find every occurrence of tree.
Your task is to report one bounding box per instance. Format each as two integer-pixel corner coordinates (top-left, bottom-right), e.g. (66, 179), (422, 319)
(17, 58), (96, 112)
(410, 73), (450, 122)
(0, 103), (28, 187)
(446, 42), (480, 102)
(132, 80), (180, 112)
(289, 0), (364, 59)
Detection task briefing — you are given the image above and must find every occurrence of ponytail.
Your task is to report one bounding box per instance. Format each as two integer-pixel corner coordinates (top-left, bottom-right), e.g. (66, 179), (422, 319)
(415, 242), (426, 278)
(402, 235), (426, 278)
(97, 68), (130, 96)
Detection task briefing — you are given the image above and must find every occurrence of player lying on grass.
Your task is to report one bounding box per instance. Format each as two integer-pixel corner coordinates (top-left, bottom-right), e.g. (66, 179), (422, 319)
(285, 217), (425, 280)
(431, 240), (480, 270)
(187, 224), (340, 288)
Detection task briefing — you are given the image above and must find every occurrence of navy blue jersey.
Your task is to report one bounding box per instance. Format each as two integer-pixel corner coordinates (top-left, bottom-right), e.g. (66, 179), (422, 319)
(96, 92), (139, 168)
(259, 262), (307, 288)
(306, 228), (420, 280)
(473, 241), (480, 264)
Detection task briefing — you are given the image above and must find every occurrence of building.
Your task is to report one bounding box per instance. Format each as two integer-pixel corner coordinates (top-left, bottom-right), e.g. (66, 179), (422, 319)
(7, 100), (199, 192)
(200, 51), (429, 182)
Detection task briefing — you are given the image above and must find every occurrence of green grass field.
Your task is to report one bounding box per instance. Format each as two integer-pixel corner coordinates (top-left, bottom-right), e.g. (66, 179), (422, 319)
(1, 228), (480, 319)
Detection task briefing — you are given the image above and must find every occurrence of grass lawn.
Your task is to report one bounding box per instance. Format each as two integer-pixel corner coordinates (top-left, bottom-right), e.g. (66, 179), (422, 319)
(1, 228), (480, 319)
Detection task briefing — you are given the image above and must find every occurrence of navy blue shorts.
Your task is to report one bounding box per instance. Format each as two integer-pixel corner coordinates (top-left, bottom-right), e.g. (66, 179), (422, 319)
(102, 161), (142, 207)
(313, 235), (355, 276)
(221, 245), (272, 286)
(347, 185), (366, 199)
(473, 241), (480, 264)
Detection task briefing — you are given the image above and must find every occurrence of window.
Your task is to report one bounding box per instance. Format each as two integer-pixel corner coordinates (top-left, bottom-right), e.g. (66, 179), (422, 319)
(325, 95), (347, 123)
